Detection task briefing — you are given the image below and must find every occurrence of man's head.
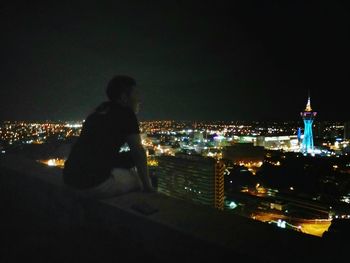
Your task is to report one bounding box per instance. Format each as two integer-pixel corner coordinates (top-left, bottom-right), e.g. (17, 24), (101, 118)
(106, 75), (140, 113)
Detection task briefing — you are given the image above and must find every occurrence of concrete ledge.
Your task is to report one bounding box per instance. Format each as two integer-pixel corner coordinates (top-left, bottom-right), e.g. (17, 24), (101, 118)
(0, 154), (346, 262)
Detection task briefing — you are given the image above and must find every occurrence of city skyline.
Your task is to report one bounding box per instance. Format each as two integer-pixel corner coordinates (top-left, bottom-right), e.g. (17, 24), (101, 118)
(1, 1), (349, 121)
(1, 117), (349, 238)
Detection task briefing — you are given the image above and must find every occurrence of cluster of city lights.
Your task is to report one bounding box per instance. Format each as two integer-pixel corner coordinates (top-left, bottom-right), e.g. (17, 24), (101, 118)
(38, 158), (65, 168)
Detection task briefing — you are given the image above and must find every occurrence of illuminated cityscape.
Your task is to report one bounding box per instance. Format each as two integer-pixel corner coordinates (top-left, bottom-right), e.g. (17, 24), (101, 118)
(1, 117), (350, 238)
(1, 1), (349, 261)
(0, 121), (82, 148)
(2, 119), (347, 157)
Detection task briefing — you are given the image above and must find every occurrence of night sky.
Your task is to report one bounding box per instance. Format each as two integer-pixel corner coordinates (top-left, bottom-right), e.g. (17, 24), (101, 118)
(1, 1), (349, 122)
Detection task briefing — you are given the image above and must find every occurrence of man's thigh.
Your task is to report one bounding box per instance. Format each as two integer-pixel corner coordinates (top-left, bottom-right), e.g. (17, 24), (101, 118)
(111, 168), (142, 194)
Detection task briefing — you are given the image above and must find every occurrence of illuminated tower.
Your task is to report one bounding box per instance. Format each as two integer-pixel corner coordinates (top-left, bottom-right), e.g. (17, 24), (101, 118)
(300, 94), (317, 154)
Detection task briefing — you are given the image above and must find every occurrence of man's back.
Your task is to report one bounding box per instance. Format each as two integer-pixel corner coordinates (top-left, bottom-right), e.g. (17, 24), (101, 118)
(63, 101), (140, 189)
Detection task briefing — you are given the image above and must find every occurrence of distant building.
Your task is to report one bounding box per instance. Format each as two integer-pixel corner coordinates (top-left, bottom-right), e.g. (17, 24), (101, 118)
(255, 135), (298, 151)
(344, 121), (350, 140)
(297, 128), (302, 144)
(157, 154), (225, 210)
(222, 143), (265, 164)
(315, 121), (325, 139)
(193, 131), (204, 142)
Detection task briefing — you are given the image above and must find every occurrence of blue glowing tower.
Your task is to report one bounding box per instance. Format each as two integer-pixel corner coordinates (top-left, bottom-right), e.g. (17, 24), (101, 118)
(300, 95), (317, 154)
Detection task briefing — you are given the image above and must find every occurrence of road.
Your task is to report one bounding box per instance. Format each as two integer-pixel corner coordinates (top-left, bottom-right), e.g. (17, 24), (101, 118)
(251, 211), (331, 237)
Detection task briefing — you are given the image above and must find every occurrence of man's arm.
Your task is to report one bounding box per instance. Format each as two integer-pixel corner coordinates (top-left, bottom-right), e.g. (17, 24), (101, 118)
(126, 134), (154, 192)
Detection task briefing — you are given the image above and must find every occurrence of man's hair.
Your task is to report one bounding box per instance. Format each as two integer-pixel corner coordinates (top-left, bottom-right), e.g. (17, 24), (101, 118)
(106, 75), (136, 101)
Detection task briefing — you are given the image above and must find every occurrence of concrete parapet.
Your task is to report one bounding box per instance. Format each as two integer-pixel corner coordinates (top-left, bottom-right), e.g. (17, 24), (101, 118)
(0, 154), (345, 262)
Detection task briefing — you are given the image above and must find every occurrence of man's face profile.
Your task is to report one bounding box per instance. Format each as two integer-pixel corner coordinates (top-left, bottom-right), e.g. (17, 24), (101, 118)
(127, 87), (141, 114)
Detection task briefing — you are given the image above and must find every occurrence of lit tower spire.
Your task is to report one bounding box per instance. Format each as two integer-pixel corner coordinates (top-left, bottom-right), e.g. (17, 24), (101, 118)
(305, 93), (312, 112)
(300, 91), (317, 154)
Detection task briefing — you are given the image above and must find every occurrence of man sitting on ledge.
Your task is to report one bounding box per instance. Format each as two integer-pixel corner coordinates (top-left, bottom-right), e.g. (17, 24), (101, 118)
(63, 75), (154, 198)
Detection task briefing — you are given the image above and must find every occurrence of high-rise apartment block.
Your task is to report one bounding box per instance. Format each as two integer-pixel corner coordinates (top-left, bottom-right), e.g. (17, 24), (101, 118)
(157, 154), (225, 210)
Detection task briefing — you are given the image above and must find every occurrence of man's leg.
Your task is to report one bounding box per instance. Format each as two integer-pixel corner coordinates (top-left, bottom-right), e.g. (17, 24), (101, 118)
(111, 167), (143, 194)
(78, 168), (142, 199)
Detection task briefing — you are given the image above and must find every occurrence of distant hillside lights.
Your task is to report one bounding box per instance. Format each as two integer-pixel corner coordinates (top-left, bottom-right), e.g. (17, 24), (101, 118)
(64, 123), (83, 128)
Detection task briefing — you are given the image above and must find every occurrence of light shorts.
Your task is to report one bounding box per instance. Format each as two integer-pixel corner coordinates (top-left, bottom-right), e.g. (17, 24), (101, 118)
(79, 167), (143, 199)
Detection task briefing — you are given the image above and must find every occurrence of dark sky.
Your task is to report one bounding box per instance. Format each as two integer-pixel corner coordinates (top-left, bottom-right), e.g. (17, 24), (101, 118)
(1, 1), (349, 122)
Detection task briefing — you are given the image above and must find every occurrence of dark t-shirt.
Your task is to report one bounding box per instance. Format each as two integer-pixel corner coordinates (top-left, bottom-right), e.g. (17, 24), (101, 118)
(63, 101), (140, 189)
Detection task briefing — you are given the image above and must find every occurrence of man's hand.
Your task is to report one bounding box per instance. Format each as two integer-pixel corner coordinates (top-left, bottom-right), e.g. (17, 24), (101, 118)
(140, 177), (156, 193)
(126, 134), (154, 193)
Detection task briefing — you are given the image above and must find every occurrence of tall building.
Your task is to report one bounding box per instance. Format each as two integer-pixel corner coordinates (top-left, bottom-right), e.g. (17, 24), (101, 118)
(344, 121), (350, 140)
(157, 154), (225, 210)
(297, 127), (302, 144)
(300, 94), (317, 154)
